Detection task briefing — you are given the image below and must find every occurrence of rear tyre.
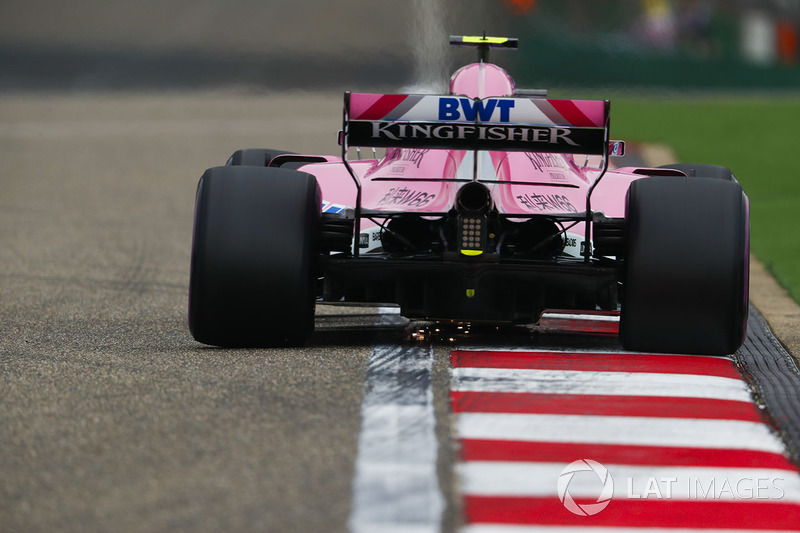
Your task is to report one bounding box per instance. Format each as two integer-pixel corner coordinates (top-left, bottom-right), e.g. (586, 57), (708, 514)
(620, 176), (749, 355)
(658, 163), (738, 183)
(189, 166), (320, 347)
(226, 148), (294, 167)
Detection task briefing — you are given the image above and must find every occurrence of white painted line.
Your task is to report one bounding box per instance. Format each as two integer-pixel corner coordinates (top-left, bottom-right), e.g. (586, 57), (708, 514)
(457, 413), (786, 453)
(349, 309), (444, 533)
(459, 461), (800, 502)
(541, 312), (620, 322)
(454, 348), (731, 358)
(452, 367), (752, 402)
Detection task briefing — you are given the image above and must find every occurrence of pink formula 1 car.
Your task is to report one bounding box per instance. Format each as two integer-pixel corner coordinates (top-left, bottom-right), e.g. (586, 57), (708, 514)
(189, 36), (749, 355)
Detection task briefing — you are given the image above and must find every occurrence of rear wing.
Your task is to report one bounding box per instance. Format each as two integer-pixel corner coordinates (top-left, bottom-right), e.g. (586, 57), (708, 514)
(343, 92), (610, 155)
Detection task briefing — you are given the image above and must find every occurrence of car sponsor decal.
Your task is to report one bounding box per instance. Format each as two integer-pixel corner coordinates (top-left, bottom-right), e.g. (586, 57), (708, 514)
(346, 93), (609, 154)
(357, 225), (383, 252)
(526, 152), (569, 171)
(438, 97), (515, 122)
(384, 147), (430, 168)
(322, 201), (349, 214)
(377, 187), (436, 208)
(516, 192), (578, 213)
(562, 232), (583, 257)
(348, 121), (604, 154)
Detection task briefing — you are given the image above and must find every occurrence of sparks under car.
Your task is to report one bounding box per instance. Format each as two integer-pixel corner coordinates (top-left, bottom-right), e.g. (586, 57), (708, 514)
(188, 36), (749, 355)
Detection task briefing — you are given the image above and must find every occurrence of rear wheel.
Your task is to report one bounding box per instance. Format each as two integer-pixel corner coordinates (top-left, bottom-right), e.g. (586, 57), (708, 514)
(658, 163), (738, 183)
(226, 148), (294, 167)
(620, 176), (749, 355)
(189, 165), (320, 347)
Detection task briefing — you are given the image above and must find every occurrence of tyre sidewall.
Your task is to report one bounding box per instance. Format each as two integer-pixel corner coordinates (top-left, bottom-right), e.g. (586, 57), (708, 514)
(189, 166), (320, 346)
(621, 176), (749, 354)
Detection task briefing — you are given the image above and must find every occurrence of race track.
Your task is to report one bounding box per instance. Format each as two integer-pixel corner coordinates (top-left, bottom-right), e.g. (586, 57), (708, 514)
(0, 92), (378, 532)
(2, 92), (800, 532)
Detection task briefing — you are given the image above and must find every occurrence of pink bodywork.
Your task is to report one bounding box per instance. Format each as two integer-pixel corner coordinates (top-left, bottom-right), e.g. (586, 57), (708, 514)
(298, 62), (658, 253)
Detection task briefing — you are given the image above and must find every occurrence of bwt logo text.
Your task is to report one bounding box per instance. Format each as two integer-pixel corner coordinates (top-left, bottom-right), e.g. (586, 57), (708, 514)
(438, 97), (515, 122)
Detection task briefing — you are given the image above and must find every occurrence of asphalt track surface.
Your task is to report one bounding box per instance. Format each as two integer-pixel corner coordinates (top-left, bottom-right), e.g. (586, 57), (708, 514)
(0, 91), (375, 532)
(3, 91), (800, 532)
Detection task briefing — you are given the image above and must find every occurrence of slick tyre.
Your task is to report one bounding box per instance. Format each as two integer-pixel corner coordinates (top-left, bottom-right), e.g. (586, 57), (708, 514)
(620, 176), (749, 355)
(226, 148), (294, 167)
(189, 166), (320, 347)
(658, 163), (738, 183)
